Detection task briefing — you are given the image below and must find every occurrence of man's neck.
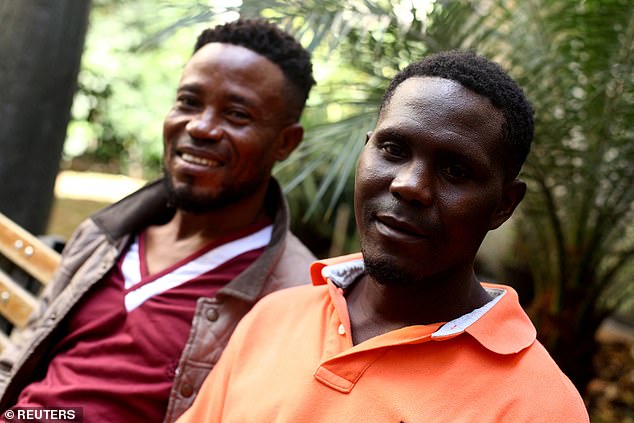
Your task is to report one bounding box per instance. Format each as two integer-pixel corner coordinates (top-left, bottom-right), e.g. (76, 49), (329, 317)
(142, 191), (269, 275)
(345, 268), (491, 345)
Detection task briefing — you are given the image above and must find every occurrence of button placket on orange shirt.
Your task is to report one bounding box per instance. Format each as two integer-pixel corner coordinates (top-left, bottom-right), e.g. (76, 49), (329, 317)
(314, 279), (447, 393)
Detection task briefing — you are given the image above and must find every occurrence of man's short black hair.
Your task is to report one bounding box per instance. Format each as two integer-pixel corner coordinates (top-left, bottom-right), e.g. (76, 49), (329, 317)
(195, 18), (316, 121)
(382, 50), (534, 179)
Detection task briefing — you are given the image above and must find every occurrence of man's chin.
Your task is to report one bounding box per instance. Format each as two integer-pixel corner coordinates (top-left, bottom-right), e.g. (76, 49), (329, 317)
(362, 250), (416, 286)
(164, 178), (224, 213)
(171, 195), (226, 214)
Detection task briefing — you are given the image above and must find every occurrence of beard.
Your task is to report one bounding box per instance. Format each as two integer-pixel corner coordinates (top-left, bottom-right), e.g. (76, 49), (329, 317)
(163, 169), (267, 214)
(362, 246), (418, 286)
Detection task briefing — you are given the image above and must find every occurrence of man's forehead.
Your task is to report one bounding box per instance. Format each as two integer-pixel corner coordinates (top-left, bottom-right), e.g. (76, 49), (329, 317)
(382, 77), (468, 113)
(379, 77), (501, 128)
(185, 42), (279, 75)
(179, 42), (286, 100)
(373, 76), (506, 162)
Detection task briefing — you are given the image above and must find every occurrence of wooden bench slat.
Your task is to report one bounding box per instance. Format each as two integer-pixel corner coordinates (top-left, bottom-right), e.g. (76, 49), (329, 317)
(0, 329), (10, 353)
(0, 268), (39, 328)
(0, 212), (61, 285)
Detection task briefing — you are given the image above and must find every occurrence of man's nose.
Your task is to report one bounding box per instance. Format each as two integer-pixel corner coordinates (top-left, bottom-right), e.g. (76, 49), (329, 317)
(389, 162), (434, 206)
(185, 108), (223, 140)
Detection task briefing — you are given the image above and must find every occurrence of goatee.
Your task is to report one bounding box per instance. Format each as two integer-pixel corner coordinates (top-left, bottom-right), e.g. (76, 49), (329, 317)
(362, 247), (416, 286)
(163, 171), (264, 214)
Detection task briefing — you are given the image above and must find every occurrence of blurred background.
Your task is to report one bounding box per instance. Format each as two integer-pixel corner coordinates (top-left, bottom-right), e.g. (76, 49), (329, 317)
(1, 0), (632, 420)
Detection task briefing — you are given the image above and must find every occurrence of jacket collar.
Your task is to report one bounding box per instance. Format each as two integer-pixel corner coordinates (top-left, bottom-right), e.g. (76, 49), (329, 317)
(218, 179), (291, 303)
(310, 254), (536, 355)
(91, 179), (172, 242)
(90, 177), (291, 303)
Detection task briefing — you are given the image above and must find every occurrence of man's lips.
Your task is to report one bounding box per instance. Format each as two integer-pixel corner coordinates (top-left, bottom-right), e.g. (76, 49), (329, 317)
(374, 214), (431, 241)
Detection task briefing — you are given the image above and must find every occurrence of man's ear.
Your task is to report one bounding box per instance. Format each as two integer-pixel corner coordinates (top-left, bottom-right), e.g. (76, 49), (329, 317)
(274, 123), (304, 162)
(489, 178), (527, 230)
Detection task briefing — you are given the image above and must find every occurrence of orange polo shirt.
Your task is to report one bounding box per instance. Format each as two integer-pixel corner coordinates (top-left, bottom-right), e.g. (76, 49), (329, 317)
(178, 253), (589, 422)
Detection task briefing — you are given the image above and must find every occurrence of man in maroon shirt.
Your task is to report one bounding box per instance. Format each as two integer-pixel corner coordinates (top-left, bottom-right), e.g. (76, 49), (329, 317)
(0, 19), (316, 422)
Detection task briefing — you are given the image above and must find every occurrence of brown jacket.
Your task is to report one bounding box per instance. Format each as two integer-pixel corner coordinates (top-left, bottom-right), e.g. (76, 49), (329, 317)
(0, 178), (316, 421)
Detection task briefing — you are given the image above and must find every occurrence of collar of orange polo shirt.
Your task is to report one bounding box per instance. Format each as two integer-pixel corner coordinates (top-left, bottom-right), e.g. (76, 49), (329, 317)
(308, 253), (536, 393)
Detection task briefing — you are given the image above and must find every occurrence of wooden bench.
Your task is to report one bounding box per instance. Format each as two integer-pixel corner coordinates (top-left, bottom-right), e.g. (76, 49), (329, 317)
(0, 213), (61, 350)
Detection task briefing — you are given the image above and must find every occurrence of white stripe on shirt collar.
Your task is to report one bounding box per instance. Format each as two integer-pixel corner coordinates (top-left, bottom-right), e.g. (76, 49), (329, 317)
(122, 225), (272, 312)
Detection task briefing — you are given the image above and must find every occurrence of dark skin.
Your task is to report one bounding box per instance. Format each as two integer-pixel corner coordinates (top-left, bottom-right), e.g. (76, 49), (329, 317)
(348, 77), (526, 345)
(144, 43), (303, 274)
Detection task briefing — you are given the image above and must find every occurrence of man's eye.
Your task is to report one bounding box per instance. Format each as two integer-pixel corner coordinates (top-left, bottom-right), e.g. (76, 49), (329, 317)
(441, 164), (469, 179)
(379, 142), (406, 158)
(176, 95), (199, 109)
(225, 110), (251, 124)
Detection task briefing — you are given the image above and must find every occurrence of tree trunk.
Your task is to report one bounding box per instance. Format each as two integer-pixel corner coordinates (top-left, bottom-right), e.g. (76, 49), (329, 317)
(0, 0), (91, 234)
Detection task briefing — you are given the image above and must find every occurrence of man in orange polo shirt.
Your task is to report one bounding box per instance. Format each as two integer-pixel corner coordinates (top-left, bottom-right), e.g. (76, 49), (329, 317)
(177, 51), (589, 422)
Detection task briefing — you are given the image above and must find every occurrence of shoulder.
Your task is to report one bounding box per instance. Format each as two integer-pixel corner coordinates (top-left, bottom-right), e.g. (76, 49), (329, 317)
(235, 283), (326, 333)
(498, 340), (589, 421)
(521, 340), (586, 396)
(266, 231), (316, 289)
(219, 283), (327, 367)
(253, 283), (326, 316)
(280, 231), (316, 265)
(465, 285), (588, 421)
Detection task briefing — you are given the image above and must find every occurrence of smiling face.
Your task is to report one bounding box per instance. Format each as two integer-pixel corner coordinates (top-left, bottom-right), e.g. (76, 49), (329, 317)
(355, 76), (525, 286)
(162, 43), (302, 212)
